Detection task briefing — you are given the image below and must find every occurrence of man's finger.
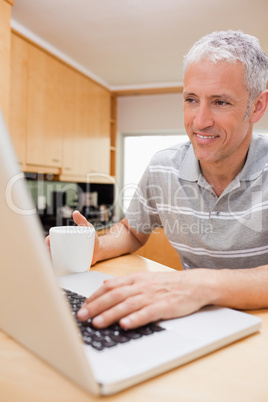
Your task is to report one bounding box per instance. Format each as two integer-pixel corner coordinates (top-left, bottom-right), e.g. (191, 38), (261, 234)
(84, 275), (136, 303)
(120, 302), (163, 329)
(77, 282), (139, 322)
(72, 210), (92, 227)
(45, 235), (50, 247)
(91, 293), (146, 328)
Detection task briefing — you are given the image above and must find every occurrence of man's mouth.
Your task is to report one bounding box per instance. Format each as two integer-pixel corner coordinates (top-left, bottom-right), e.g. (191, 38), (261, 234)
(196, 133), (218, 139)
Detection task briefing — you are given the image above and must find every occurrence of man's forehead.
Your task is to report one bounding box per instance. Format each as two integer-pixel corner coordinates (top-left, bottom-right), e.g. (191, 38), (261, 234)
(183, 60), (247, 95)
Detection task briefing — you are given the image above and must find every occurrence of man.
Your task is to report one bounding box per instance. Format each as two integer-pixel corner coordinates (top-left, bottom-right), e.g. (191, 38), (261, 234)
(49, 30), (268, 330)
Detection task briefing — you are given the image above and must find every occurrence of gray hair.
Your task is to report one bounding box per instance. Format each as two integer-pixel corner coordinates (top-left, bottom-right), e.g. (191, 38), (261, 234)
(183, 30), (268, 107)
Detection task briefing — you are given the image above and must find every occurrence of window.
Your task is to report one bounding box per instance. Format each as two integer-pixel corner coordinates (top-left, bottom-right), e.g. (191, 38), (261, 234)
(122, 133), (188, 211)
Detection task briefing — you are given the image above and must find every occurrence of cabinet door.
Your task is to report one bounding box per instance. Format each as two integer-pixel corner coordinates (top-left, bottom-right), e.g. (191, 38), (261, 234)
(61, 68), (111, 180)
(9, 34), (28, 167)
(26, 45), (62, 167)
(9, 33), (111, 179)
(60, 69), (89, 177)
(87, 84), (111, 177)
(0, 0), (12, 123)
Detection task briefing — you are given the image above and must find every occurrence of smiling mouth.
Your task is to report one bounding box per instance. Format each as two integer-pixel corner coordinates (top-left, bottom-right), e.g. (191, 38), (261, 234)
(196, 133), (218, 139)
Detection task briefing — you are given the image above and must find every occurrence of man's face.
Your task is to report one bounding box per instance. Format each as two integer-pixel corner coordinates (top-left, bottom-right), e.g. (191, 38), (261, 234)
(183, 60), (253, 166)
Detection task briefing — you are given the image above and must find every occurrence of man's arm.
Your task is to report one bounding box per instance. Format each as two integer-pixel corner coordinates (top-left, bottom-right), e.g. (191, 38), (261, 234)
(45, 211), (150, 264)
(77, 264), (268, 329)
(73, 210), (150, 264)
(92, 216), (150, 264)
(210, 265), (268, 310)
(47, 211), (268, 329)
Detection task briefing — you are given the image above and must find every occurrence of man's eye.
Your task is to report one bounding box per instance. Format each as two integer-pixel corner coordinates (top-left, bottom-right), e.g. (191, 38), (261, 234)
(185, 98), (196, 103)
(215, 100), (229, 106)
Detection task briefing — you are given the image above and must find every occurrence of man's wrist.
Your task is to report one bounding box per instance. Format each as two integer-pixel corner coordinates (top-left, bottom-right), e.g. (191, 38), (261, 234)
(186, 268), (228, 307)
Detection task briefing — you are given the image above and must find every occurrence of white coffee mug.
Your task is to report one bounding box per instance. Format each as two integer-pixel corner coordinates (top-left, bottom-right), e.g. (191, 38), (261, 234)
(49, 226), (95, 275)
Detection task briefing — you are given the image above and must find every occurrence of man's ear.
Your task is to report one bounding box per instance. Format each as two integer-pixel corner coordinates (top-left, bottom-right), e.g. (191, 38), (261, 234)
(250, 90), (268, 124)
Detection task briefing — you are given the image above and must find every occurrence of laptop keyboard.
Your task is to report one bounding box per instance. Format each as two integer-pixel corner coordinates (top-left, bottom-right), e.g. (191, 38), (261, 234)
(62, 288), (165, 351)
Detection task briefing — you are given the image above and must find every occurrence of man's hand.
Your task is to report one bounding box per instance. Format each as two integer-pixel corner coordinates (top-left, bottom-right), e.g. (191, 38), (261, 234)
(77, 270), (214, 329)
(45, 210), (100, 265)
(72, 210), (100, 265)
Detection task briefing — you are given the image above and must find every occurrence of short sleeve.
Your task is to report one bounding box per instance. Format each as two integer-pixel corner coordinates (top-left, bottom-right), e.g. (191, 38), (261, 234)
(125, 164), (162, 234)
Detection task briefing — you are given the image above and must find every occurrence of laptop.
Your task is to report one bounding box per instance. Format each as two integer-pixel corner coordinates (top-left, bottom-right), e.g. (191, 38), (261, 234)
(0, 109), (261, 395)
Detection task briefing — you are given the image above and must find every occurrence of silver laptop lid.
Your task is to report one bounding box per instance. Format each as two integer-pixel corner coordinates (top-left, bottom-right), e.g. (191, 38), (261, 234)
(0, 110), (100, 395)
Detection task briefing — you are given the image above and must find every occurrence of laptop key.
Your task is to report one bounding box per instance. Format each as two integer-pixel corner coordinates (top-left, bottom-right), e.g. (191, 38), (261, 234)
(92, 341), (104, 351)
(123, 331), (143, 340)
(102, 337), (117, 348)
(109, 332), (129, 344)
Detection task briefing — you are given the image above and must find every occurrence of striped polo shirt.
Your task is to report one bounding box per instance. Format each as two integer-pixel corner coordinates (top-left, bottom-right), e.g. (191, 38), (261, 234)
(125, 133), (268, 270)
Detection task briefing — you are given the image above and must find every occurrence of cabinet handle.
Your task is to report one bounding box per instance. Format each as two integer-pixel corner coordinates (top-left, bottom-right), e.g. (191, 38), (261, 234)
(51, 158), (60, 163)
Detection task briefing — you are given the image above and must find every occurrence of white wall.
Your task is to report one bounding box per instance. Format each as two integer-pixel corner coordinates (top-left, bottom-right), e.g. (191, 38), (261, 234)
(117, 93), (185, 134)
(117, 92), (268, 134)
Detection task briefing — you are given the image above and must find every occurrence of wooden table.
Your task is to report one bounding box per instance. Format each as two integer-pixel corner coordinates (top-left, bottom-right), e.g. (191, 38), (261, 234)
(1, 255), (268, 402)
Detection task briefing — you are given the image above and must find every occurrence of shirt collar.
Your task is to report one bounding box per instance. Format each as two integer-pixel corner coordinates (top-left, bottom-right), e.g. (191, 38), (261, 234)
(178, 143), (200, 182)
(239, 133), (268, 181)
(178, 134), (268, 183)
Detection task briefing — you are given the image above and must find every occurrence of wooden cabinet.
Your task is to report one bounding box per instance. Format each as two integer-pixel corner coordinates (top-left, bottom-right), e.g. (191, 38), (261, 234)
(0, 0), (13, 123)
(60, 67), (111, 182)
(9, 34), (62, 173)
(89, 84), (111, 176)
(110, 96), (117, 177)
(26, 44), (62, 168)
(9, 32), (28, 168)
(9, 32), (112, 181)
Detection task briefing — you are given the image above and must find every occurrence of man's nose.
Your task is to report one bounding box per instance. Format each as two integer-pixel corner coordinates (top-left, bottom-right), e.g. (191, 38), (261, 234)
(194, 104), (214, 129)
